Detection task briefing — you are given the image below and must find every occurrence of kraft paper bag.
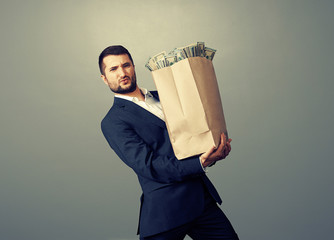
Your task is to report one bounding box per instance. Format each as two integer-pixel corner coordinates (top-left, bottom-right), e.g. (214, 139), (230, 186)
(152, 57), (228, 160)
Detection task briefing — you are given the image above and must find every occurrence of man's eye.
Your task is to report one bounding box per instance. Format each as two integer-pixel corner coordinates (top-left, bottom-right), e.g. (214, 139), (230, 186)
(110, 68), (117, 71)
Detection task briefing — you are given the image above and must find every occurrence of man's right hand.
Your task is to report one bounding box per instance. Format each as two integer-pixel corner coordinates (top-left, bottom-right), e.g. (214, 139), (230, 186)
(200, 133), (232, 168)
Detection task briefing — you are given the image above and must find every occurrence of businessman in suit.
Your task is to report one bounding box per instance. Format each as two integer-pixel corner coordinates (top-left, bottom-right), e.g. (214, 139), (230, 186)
(99, 45), (239, 240)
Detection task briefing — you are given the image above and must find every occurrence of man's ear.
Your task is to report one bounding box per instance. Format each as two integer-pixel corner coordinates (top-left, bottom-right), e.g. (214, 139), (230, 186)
(101, 75), (109, 86)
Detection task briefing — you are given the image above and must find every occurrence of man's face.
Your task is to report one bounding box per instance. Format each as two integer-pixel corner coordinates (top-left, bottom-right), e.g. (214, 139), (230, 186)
(101, 54), (137, 94)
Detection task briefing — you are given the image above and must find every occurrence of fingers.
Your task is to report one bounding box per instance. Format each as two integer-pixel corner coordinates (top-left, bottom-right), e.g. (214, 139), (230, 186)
(221, 133), (227, 146)
(224, 144), (230, 156)
(220, 134), (231, 159)
(226, 141), (231, 152)
(201, 145), (216, 160)
(200, 145), (218, 167)
(201, 133), (232, 165)
(217, 133), (227, 152)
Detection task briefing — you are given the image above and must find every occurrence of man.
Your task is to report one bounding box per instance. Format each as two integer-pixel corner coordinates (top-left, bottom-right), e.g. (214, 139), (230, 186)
(99, 45), (239, 240)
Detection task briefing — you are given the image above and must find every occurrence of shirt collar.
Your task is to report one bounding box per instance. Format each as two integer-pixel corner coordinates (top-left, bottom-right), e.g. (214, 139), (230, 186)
(115, 88), (152, 102)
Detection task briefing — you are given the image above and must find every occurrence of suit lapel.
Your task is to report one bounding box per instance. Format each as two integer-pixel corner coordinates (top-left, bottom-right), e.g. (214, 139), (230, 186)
(113, 96), (166, 129)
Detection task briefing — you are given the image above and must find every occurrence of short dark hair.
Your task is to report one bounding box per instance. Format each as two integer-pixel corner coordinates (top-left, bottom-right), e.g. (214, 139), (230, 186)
(98, 45), (134, 75)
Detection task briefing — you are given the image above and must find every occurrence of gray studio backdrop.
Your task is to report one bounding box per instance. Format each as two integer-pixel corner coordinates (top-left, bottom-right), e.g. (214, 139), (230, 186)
(1, 0), (333, 239)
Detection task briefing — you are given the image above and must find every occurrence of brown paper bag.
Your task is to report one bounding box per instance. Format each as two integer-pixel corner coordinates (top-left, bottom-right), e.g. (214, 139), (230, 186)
(152, 57), (228, 160)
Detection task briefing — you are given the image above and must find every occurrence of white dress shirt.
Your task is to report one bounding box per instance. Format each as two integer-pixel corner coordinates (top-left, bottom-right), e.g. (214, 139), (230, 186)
(115, 88), (165, 121)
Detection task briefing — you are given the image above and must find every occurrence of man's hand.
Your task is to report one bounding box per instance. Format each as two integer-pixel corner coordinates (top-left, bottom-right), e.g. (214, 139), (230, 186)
(200, 133), (232, 168)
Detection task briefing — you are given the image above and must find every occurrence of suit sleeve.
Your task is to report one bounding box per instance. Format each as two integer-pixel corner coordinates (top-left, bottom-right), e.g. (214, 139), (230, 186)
(101, 116), (205, 184)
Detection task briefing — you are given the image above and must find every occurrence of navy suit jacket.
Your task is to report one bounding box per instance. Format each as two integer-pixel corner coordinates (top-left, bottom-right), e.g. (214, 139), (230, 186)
(101, 91), (222, 237)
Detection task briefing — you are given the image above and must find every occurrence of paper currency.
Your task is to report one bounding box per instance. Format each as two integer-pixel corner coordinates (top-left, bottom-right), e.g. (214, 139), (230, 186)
(145, 57), (158, 71)
(145, 42), (217, 71)
(152, 51), (167, 63)
(197, 42), (205, 57)
(164, 55), (177, 66)
(170, 48), (186, 61)
(204, 47), (216, 60)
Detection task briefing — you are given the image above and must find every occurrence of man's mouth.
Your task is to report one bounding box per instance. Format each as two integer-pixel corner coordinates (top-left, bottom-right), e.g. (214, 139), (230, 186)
(120, 77), (129, 84)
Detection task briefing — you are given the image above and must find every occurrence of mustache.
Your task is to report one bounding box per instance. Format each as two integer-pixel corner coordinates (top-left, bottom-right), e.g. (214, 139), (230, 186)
(119, 76), (130, 82)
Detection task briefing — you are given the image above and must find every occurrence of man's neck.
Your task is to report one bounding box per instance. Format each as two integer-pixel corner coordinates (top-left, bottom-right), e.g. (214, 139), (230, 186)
(116, 86), (145, 101)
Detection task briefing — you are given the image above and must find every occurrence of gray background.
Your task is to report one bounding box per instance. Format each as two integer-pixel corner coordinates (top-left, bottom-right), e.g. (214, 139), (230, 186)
(1, 0), (333, 239)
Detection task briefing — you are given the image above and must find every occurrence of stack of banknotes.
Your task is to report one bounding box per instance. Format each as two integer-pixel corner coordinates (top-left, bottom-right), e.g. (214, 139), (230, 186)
(145, 42), (217, 71)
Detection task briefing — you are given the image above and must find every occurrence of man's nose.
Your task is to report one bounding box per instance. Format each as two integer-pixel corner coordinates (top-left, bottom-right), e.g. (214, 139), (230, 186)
(119, 67), (126, 77)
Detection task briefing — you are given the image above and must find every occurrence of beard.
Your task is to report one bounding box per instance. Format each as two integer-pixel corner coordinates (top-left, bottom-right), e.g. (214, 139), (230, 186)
(109, 73), (137, 94)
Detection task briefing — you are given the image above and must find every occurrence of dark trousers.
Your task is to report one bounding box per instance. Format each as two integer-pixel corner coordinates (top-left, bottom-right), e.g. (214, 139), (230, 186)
(140, 190), (239, 240)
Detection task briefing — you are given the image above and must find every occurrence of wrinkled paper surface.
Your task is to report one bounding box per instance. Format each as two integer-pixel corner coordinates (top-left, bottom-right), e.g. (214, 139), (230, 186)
(152, 57), (228, 160)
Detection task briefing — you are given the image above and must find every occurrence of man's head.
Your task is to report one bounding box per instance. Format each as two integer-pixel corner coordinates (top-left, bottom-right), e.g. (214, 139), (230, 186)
(99, 45), (137, 94)
(99, 45), (134, 75)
